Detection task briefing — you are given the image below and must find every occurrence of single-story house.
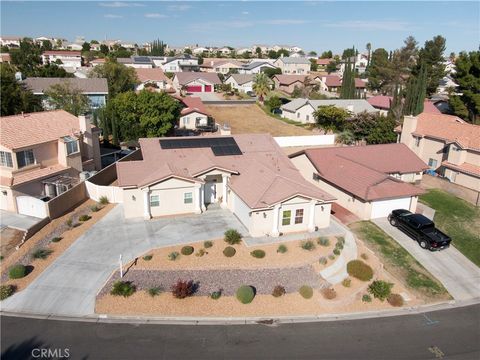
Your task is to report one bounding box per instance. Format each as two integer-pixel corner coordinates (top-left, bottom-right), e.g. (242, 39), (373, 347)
(41, 51), (82, 69)
(274, 57), (310, 74)
(367, 95), (443, 116)
(116, 134), (335, 237)
(200, 59), (244, 74)
(289, 144), (428, 220)
(224, 74), (255, 93)
(178, 97), (213, 131)
(273, 74), (308, 94)
(280, 98), (377, 124)
(238, 61), (278, 74)
(173, 72), (221, 93)
(160, 54), (199, 72)
(134, 68), (173, 92)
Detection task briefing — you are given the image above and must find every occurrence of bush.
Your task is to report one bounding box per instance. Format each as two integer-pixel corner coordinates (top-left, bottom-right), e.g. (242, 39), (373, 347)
(333, 248), (341, 256)
(299, 285), (313, 299)
(277, 244), (288, 253)
(317, 237), (330, 246)
(99, 196), (109, 205)
(322, 288), (337, 300)
(236, 285), (255, 304)
(342, 278), (352, 287)
(335, 241), (344, 250)
(148, 286), (162, 297)
(347, 260), (374, 281)
(143, 254), (153, 261)
(301, 240), (316, 251)
(387, 293), (404, 307)
(8, 264), (27, 279)
(319, 256), (327, 265)
(204, 240), (213, 248)
(90, 205), (100, 212)
(171, 280), (197, 299)
(51, 237), (62, 243)
(168, 251), (180, 261)
(181, 246), (194, 256)
(328, 254), (335, 260)
(362, 294), (372, 303)
(32, 248), (53, 260)
(336, 236), (345, 244)
(110, 281), (136, 297)
(368, 280), (394, 301)
(224, 229), (242, 245)
(272, 285), (286, 297)
(223, 246), (236, 257)
(79, 214), (91, 222)
(0, 285), (15, 300)
(250, 249), (266, 259)
(65, 218), (73, 228)
(195, 249), (207, 257)
(360, 253), (369, 260)
(210, 290), (222, 300)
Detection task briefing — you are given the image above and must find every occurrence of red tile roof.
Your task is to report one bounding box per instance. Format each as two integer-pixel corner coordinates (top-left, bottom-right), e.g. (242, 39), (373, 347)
(274, 75), (308, 86)
(354, 78), (367, 88)
(442, 161), (480, 178)
(175, 72), (221, 86)
(180, 96), (208, 116)
(367, 95), (442, 114)
(135, 68), (168, 83)
(12, 164), (70, 186)
(316, 58), (333, 66)
(322, 75), (342, 87)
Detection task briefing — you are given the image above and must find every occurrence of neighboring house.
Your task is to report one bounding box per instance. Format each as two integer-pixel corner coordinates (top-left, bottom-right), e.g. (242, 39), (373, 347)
(64, 43), (83, 51)
(134, 68), (173, 92)
(23, 77), (108, 109)
(173, 72), (221, 93)
(0, 110), (101, 216)
(289, 144), (427, 220)
(398, 113), (480, 192)
(273, 75), (308, 94)
(273, 57), (311, 74)
(0, 53), (11, 64)
(313, 75), (342, 93)
(0, 36), (21, 47)
(224, 74), (255, 93)
(367, 95), (442, 116)
(117, 56), (153, 69)
(354, 78), (367, 96)
(178, 97), (214, 131)
(340, 54), (369, 75)
(160, 54), (199, 72)
(316, 58), (334, 71)
(41, 51), (82, 69)
(238, 61), (278, 74)
(200, 59), (244, 74)
(116, 134), (335, 237)
(281, 98), (377, 124)
(89, 58), (106, 67)
(436, 75), (460, 95)
(192, 47), (209, 55)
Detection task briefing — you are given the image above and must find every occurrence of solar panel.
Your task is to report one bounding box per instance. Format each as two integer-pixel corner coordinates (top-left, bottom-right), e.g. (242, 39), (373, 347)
(159, 137), (242, 156)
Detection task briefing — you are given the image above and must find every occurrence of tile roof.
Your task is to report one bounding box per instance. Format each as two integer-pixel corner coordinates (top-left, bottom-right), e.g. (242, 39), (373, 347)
(242, 61), (276, 70)
(43, 51), (81, 56)
(354, 78), (367, 88)
(227, 74), (254, 85)
(175, 72), (221, 86)
(117, 134), (335, 208)
(281, 98), (377, 114)
(276, 57), (311, 64)
(134, 68), (168, 83)
(273, 74), (308, 85)
(23, 77), (108, 94)
(316, 58), (333, 65)
(322, 75), (342, 87)
(441, 161), (480, 178)
(367, 95), (442, 114)
(180, 96), (209, 116)
(12, 164), (70, 186)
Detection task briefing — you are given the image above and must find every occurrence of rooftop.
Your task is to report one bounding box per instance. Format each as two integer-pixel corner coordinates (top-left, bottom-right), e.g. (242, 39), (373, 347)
(227, 73), (255, 85)
(174, 72), (221, 85)
(23, 77), (108, 94)
(273, 74), (308, 85)
(42, 50), (81, 56)
(180, 96), (209, 116)
(276, 57), (311, 64)
(134, 68), (168, 83)
(281, 98), (377, 114)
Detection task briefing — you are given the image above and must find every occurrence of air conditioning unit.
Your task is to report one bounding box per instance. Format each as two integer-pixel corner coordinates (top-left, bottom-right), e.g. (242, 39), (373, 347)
(79, 171), (91, 181)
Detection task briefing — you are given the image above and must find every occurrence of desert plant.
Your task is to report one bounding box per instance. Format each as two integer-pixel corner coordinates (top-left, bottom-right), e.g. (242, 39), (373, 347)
(0, 285), (15, 300)
(8, 264), (27, 279)
(360, 253), (369, 260)
(336, 236), (345, 244)
(51, 237), (62, 243)
(195, 249), (207, 257)
(223, 246), (236, 257)
(210, 290), (222, 300)
(110, 281), (136, 297)
(368, 280), (394, 301)
(90, 205), (100, 212)
(99, 196), (109, 205)
(224, 229), (242, 245)
(65, 218), (73, 228)
(362, 294), (372, 303)
(328, 254), (336, 260)
(236, 285), (255, 304)
(32, 248), (53, 260)
(204, 240), (213, 248)
(299, 285), (314, 299)
(317, 237), (330, 246)
(171, 280), (197, 299)
(79, 214), (91, 222)
(250, 249), (266, 259)
(277, 244), (287, 253)
(272, 285), (286, 297)
(335, 241), (344, 250)
(342, 278), (352, 287)
(333, 248), (341, 256)
(347, 260), (374, 281)
(322, 288), (337, 300)
(181, 246), (194, 256)
(319, 256), (328, 265)
(148, 286), (162, 297)
(143, 254), (153, 261)
(301, 240), (316, 251)
(168, 251), (180, 261)
(387, 293), (404, 307)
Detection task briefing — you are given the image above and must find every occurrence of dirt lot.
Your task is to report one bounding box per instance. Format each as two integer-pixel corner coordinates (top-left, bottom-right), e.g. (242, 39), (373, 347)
(206, 104), (312, 136)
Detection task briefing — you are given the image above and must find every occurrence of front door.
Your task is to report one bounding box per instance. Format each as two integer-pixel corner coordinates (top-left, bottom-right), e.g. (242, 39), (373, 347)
(204, 182), (216, 204)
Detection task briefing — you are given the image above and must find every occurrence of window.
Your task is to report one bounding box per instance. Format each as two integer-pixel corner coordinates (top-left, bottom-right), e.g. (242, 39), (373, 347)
(282, 210), (291, 226)
(150, 195), (159, 207)
(0, 151), (13, 167)
(428, 158), (438, 169)
(295, 209), (304, 224)
(312, 173), (320, 181)
(297, 112), (300, 119)
(184, 192), (193, 204)
(182, 117), (189, 126)
(16, 149), (35, 168)
(415, 137), (420, 147)
(64, 136), (79, 155)
(306, 115), (309, 122)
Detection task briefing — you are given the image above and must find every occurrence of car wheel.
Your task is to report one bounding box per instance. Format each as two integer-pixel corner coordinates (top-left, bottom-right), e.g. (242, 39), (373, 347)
(419, 240), (428, 249)
(389, 218), (397, 227)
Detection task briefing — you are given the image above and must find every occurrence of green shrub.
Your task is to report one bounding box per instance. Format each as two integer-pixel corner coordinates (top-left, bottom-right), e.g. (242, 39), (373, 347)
(0, 255), (3, 262)
(322, 288), (337, 299)
(299, 285), (313, 299)
(360, 253), (369, 260)
(335, 242), (344, 250)
(277, 244), (288, 253)
(211, 290), (222, 300)
(272, 285), (286, 297)
(168, 251), (180, 261)
(328, 254), (336, 260)
(195, 249), (207, 257)
(368, 280), (394, 301)
(65, 218), (73, 228)
(51, 237), (62, 243)
(319, 256), (327, 265)
(250, 249), (266, 259)
(301, 240), (316, 251)
(0, 285), (15, 300)
(342, 278), (352, 287)
(8, 264), (27, 279)
(347, 260), (374, 281)
(204, 240), (213, 248)
(223, 246), (236, 257)
(32, 248), (53, 260)
(110, 281), (136, 297)
(333, 248), (341, 256)
(336, 236), (345, 244)
(236, 285), (255, 304)
(181, 246), (194, 256)
(143, 255), (153, 261)
(90, 205), (100, 212)
(317, 237), (330, 246)
(148, 286), (162, 297)
(99, 196), (109, 205)
(362, 294), (372, 303)
(224, 229), (242, 245)
(79, 214), (91, 222)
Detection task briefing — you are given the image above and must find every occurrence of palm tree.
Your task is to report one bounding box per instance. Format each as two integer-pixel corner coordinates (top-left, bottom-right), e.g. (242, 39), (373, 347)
(252, 73), (270, 103)
(366, 43), (372, 67)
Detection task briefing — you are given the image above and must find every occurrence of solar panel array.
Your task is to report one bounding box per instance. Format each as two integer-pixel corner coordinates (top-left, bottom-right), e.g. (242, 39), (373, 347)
(159, 137), (243, 156)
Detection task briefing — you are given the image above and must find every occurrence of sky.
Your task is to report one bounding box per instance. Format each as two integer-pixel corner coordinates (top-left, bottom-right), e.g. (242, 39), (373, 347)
(1, 1), (479, 54)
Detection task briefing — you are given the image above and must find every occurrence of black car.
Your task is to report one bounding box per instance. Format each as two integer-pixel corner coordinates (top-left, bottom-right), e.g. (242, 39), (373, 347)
(388, 209), (451, 251)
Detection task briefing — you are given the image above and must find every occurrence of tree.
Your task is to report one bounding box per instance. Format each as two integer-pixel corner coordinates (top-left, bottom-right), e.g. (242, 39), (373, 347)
(388, 82), (403, 122)
(308, 51), (317, 57)
(41, 40), (52, 51)
(342, 47), (355, 60)
(82, 42), (91, 52)
(252, 73), (270, 103)
(417, 35), (446, 95)
(263, 67), (282, 78)
(264, 96), (282, 111)
(184, 48), (192, 55)
(255, 47), (262, 58)
(346, 112), (397, 144)
(277, 48), (290, 58)
(90, 40), (99, 44)
(366, 48), (391, 93)
(448, 95), (469, 119)
(320, 50), (333, 59)
(310, 58), (318, 72)
(89, 60), (138, 98)
(100, 44), (109, 55)
(390, 36), (418, 88)
(36, 63), (73, 78)
(366, 43), (372, 68)
(267, 50), (279, 59)
(403, 63), (427, 116)
(44, 82), (90, 116)
(313, 105), (351, 132)
(335, 130), (355, 145)
(326, 56), (339, 74)
(340, 58), (356, 99)
(9, 38), (42, 76)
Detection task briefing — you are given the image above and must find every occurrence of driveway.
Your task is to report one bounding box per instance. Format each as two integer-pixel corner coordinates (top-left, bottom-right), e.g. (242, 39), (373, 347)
(0, 210), (44, 231)
(1, 205), (247, 316)
(373, 218), (480, 301)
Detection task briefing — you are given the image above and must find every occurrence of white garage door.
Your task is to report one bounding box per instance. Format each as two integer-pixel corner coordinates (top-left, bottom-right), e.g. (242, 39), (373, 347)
(16, 196), (48, 218)
(232, 192), (251, 229)
(371, 197), (411, 219)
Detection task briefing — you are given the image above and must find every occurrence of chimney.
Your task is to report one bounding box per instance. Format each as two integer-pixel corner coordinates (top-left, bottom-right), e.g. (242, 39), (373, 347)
(400, 115), (418, 147)
(78, 113), (94, 159)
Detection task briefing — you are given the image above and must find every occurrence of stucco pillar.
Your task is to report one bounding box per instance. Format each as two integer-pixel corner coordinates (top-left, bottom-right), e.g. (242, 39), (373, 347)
(221, 175), (228, 208)
(200, 183), (206, 211)
(194, 184), (202, 214)
(271, 204), (281, 237)
(308, 200), (316, 232)
(142, 187), (151, 220)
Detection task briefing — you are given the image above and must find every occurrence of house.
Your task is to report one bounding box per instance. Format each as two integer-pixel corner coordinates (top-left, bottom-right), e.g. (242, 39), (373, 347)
(238, 61), (278, 74)
(116, 134), (335, 237)
(274, 57), (310, 74)
(178, 97), (214, 131)
(23, 77), (108, 109)
(367, 95), (442, 116)
(0, 110), (101, 216)
(0, 36), (21, 48)
(313, 75), (342, 93)
(0, 53), (11, 64)
(41, 51), (82, 69)
(117, 56), (153, 69)
(200, 59), (244, 74)
(340, 54), (369, 75)
(224, 74), (255, 93)
(436, 75), (460, 95)
(398, 113), (480, 192)
(273, 75), (308, 94)
(134, 68), (173, 92)
(192, 47), (209, 55)
(173, 72), (221, 93)
(89, 58), (106, 67)
(316, 58), (334, 71)
(160, 54), (199, 72)
(281, 99), (377, 124)
(289, 144), (427, 220)
(218, 47), (232, 55)
(64, 43), (83, 51)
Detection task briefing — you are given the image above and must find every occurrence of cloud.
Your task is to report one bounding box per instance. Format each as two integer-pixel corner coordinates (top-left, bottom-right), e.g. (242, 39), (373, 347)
(189, 20), (254, 32)
(261, 19), (310, 25)
(167, 4), (191, 11)
(144, 13), (168, 19)
(104, 14), (123, 18)
(323, 20), (410, 31)
(99, 2), (144, 7)
(241, 11), (249, 15)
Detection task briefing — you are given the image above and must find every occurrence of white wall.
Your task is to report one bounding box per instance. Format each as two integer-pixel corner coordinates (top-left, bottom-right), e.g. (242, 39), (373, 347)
(85, 180), (124, 203)
(231, 191), (251, 230)
(274, 135), (335, 148)
(282, 103), (315, 123)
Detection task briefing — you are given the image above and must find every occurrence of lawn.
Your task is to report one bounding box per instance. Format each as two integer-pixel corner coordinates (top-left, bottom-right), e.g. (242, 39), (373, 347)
(350, 221), (450, 300)
(420, 189), (480, 267)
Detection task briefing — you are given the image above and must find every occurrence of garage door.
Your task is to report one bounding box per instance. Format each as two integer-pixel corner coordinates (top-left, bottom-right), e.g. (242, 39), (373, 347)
(204, 85), (212, 92)
(16, 196), (48, 218)
(370, 197), (411, 219)
(186, 85), (202, 92)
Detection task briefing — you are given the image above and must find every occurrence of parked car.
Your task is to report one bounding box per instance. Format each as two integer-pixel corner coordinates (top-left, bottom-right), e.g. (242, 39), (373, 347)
(388, 209), (451, 251)
(246, 91), (256, 97)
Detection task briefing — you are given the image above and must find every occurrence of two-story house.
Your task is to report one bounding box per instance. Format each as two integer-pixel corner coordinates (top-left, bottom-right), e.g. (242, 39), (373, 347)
(160, 54), (199, 72)
(41, 51), (82, 69)
(273, 57), (310, 74)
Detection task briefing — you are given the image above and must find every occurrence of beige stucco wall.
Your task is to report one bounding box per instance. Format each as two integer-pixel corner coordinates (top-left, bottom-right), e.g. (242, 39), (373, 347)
(275, 61), (309, 74)
(0, 186), (16, 212)
(417, 138), (447, 169)
(465, 149), (480, 166)
(179, 111), (208, 130)
(447, 145), (467, 165)
(444, 168), (480, 191)
(283, 103), (315, 124)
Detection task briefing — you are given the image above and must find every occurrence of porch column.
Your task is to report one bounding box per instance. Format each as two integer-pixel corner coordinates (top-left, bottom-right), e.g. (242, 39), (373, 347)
(143, 187), (151, 220)
(308, 200), (316, 232)
(221, 175), (228, 208)
(271, 204), (281, 237)
(200, 183), (206, 211)
(194, 184), (202, 214)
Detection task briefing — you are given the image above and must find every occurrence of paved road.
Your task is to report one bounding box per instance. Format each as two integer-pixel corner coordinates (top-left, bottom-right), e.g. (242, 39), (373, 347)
(1, 205), (247, 316)
(373, 217), (480, 300)
(2, 304), (480, 359)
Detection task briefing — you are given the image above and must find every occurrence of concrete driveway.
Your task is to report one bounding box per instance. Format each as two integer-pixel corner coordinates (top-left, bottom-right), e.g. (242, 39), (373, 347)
(1, 205), (247, 316)
(0, 210), (44, 231)
(373, 217), (480, 301)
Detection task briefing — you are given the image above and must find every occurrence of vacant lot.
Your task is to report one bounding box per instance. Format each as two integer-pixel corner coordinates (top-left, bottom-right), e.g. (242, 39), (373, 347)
(206, 104), (312, 136)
